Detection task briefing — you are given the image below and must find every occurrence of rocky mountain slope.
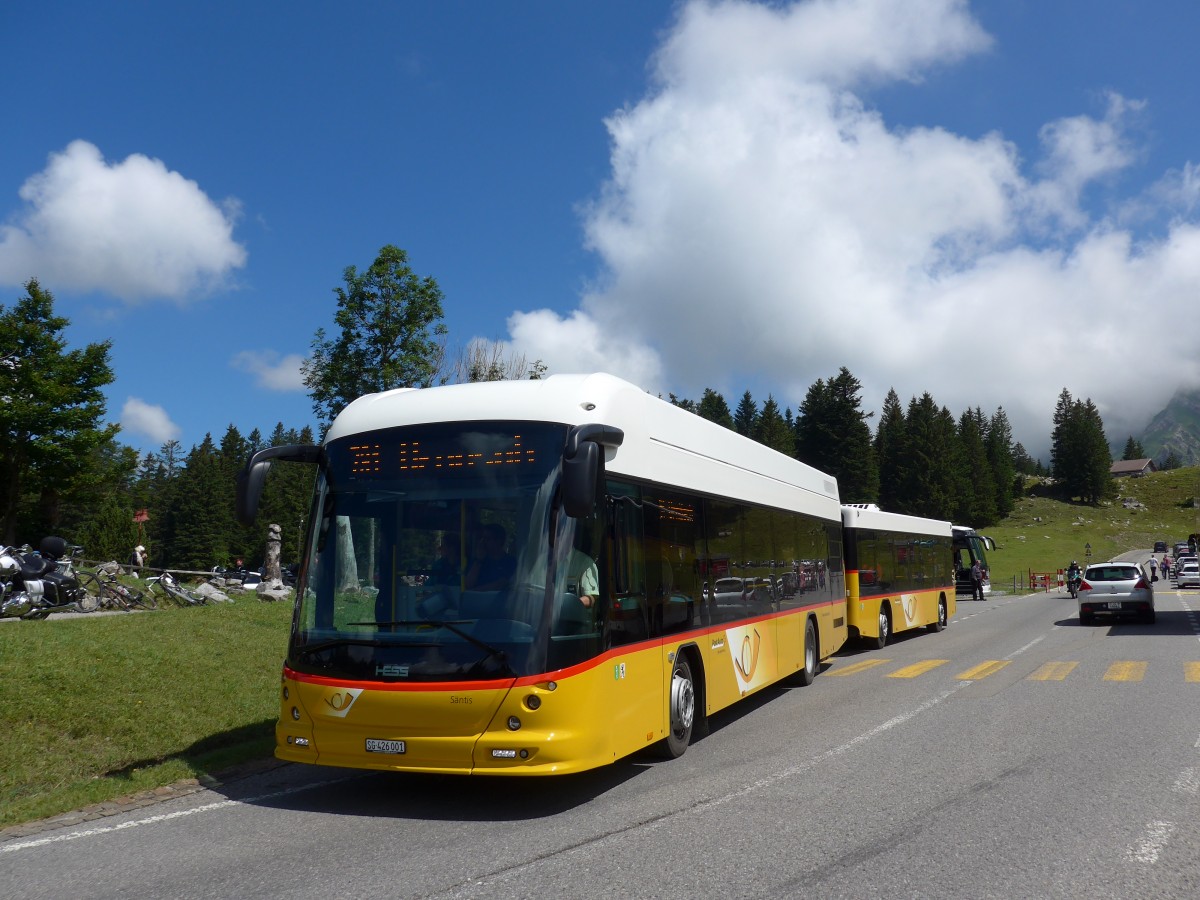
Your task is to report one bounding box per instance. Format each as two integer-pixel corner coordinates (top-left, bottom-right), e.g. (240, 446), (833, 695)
(1140, 388), (1200, 466)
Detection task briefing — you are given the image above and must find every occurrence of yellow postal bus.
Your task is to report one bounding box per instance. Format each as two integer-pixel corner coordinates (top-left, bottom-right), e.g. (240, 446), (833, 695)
(841, 504), (954, 649)
(237, 373), (849, 775)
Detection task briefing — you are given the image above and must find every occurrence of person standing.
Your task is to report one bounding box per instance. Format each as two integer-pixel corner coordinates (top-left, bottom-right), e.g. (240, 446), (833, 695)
(970, 559), (985, 601)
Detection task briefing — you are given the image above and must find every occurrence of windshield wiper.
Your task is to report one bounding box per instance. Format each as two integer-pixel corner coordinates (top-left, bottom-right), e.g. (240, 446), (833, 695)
(296, 637), (387, 658)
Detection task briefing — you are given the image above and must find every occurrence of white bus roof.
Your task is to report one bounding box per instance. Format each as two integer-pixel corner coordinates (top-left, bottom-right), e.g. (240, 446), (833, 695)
(326, 373), (841, 520)
(840, 503), (952, 538)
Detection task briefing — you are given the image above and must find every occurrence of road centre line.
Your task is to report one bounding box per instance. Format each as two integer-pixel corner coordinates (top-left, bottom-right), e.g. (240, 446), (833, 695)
(1004, 635), (1045, 659)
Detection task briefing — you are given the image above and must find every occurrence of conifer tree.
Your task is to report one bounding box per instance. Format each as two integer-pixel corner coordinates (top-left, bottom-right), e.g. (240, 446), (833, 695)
(795, 368), (878, 503)
(875, 388), (908, 512)
(957, 408), (997, 525)
(667, 393), (697, 412)
(1050, 388), (1085, 499)
(1079, 399), (1115, 504)
(753, 395), (795, 456)
(171, 435), (226, 569)
(901, 393), (959, 519)
(1050, 389), (1114, 504)
(733, 391), (758, 437)
(697, 388), (735, 430)
(986, 408), (1017, 518)
(1012, 442), (1039, 476)
(0, 279), (118, 543)
(1122, 435), (1145, 460)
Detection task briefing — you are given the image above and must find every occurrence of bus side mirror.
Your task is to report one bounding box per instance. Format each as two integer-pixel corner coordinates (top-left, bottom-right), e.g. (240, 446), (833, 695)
(236, 444), (322, 526)
(562, 441), (602, 518)
(561, 423), (623, 519)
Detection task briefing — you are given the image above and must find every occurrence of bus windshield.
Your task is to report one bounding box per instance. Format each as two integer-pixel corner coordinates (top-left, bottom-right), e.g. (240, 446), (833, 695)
(291, 421), (598, 681)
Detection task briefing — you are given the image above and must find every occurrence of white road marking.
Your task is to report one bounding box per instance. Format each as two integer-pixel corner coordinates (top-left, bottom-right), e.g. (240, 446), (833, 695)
(1128, 821), (1175, 863)
(1, 776), (358, 854)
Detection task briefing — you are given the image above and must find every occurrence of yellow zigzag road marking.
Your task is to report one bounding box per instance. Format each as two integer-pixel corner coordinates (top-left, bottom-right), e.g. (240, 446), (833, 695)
(955, 660), (1011, 680)
(887, 660), (950, 679)
(1104, 661), (1147, 682)
(826, 659), (890, 676)
(829, 659), (1200, 681)
(1028, 661), (1079, 681)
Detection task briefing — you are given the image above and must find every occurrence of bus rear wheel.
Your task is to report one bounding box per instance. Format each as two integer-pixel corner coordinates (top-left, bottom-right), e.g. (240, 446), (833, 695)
(659, 655), (695, 759)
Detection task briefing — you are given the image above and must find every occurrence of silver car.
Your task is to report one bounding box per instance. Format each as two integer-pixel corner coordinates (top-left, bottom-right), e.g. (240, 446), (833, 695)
(1178, 561), (1200, 590)
(1078, 562), (1155, 624)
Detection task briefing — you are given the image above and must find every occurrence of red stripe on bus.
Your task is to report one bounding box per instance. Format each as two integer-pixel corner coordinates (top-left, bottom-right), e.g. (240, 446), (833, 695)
(285, 596), (843, 691)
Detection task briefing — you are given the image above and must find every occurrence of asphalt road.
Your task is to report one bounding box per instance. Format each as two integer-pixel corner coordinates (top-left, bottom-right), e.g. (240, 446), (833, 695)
(4, 570), (1200, 899)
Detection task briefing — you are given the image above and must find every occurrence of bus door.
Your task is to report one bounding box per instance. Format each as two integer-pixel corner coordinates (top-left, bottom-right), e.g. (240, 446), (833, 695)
(600, 482), (663, 752)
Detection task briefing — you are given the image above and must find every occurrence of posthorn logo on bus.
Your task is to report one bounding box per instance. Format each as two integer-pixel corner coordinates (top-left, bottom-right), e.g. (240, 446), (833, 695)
(733, 628), (762, 681)
(323, 688), (363, 718)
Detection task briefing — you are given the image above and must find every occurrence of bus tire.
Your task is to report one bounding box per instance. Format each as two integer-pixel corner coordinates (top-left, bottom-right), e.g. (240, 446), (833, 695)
(658, 654), (695, 759)
(927, 596), (947, 633)
(795, 617), (819, 686)
(871, 603), (891, 650)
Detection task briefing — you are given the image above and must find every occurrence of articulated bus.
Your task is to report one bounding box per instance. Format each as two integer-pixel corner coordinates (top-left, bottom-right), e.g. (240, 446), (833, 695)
(952, 525), (996, 598)
(237, 373), (849, 775)
(841, 504), (955, 649)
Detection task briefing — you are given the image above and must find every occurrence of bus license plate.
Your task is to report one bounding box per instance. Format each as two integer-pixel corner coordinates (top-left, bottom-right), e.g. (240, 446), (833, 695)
(365, 739), (406, 754)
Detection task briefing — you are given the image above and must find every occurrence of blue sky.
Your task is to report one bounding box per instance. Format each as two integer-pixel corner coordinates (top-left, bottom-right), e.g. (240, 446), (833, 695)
(4, 0), (1200, 463)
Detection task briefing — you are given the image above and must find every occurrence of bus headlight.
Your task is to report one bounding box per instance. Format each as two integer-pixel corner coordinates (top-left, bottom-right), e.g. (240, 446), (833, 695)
(507, 715), (522, 731)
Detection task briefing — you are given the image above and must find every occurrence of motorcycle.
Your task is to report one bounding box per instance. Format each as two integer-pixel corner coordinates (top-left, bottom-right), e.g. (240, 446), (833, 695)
(1067, 571), (1082, 599)
(0, 536), (92, 620)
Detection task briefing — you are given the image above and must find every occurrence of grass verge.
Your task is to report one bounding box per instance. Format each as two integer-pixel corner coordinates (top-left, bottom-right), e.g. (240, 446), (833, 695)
(0, 596), (292, 828)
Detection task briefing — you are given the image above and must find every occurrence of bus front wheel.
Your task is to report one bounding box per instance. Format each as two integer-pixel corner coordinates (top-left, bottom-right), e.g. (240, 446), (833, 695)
(871, 604), (891, 650)
(659, 655), (695, 759)
(795, 617), (818, 686)
(928, 597), (947, 633)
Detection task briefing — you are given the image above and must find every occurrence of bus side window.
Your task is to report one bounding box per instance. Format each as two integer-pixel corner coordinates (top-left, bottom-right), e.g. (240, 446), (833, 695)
(642, 490), (699, 637)
(605, 483), (647, 647)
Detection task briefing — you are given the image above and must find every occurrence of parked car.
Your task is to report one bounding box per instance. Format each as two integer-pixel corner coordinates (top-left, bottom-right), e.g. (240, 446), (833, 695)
(1178, 561), (1200, 590)
(1175, 555), (1197, 578)
(1078, 562), (1155, 624)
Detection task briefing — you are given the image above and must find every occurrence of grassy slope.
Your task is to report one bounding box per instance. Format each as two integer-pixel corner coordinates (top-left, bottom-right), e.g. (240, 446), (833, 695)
(984, 466), (1200, 590)
(1, 468), (1196, 828)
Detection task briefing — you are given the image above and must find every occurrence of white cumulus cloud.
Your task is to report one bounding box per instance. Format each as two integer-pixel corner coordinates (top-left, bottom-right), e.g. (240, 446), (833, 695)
(0, 140), (247, 302)
(121, 398), (181, 444)
(501, 0), (1200, 458)
(230, 350), (307, 391)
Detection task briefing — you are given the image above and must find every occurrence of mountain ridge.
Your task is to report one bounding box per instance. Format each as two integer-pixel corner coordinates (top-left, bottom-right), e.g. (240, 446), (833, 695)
(1139, 388), (1200, 466)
